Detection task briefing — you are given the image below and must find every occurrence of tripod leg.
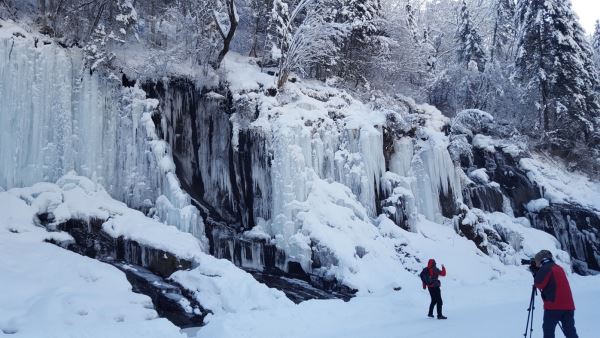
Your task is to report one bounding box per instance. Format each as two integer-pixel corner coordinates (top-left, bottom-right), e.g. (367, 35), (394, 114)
(529, 287), (536, 338)
(529, 298), (535, 338)
(523, 286), (536, 338)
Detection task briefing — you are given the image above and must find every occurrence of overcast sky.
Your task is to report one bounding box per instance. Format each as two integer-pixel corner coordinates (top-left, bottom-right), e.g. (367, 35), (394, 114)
(571, 0), (600, 34)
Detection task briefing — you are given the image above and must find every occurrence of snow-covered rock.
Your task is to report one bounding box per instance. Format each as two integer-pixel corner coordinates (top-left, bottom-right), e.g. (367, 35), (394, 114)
(0, 174), (291, 322)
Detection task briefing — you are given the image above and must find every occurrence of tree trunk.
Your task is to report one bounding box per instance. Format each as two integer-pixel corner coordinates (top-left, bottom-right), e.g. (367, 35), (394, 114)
(215, 0), (238, 68)
(277, 69), (289, 89)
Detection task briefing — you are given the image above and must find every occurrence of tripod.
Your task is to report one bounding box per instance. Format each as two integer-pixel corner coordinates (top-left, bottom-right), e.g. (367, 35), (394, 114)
(523, 285), (536, 338)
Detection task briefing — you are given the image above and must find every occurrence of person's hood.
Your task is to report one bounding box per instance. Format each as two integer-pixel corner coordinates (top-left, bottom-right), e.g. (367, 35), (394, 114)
(427, 259), (436, 268)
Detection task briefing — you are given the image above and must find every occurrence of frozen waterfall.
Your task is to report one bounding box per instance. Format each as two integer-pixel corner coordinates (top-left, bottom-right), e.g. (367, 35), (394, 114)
(0, 32), (204, 243)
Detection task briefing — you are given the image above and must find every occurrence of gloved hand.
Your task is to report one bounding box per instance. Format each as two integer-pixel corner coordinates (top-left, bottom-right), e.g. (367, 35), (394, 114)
(422, 285), (426, 290)
(528, 263), (539, 275)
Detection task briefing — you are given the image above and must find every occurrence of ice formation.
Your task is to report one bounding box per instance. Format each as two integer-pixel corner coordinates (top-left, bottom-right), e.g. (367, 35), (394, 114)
(0, 23), (203, 241)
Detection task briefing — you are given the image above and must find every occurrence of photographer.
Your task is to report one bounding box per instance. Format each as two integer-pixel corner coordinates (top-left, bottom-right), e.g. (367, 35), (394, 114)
(532, 250), (578, 338)
(420, 259), (447, 319)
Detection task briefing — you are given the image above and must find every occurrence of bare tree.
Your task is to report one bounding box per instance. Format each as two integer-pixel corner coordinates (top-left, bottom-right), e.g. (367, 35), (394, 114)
(268, 0), (349, 89)
(213, 0), (238, 68)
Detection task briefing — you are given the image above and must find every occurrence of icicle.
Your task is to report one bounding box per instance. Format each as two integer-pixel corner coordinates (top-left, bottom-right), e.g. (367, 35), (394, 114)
(0, 32), (206, 248)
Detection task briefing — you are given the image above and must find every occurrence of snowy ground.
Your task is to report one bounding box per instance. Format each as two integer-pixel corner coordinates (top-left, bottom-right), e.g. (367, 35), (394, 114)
(194, 275), (600, 338)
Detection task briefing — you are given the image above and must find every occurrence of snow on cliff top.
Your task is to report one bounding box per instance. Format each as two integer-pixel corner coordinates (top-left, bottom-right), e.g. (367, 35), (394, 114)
(520, 154), (600, 212)
(222, 52), (446, 135)
(0, 19), (31, 39)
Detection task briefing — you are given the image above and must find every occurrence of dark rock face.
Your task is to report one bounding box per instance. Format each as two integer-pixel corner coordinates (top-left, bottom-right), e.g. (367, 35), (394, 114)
(43, 217), (207, 328)
(528, 204), (600, 274)
(142, 80), (271, 231)
(471, 147), (540, 216)
(379, 175), (413, 231)
(440, 182), (460, 218)
(115, 263), (205, 328)
(380, 197), (412, 230)
(56, 219), (193, 278)
(251, 272), (355, 304)
(458, 143), (600, 275)
(211, 226), (356, 302)
(463, 184), (504, 213)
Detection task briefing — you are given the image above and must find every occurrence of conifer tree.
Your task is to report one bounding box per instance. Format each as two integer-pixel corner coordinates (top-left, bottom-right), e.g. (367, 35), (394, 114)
(491, 0), (516, 62)
(456, 0), (486, 71)
(406, 0), (420, 44)
(515, 0), (599, 145)
(592, 20), (600, 69)
(334, 0), (384, 86)
(265, 0), (291, 67)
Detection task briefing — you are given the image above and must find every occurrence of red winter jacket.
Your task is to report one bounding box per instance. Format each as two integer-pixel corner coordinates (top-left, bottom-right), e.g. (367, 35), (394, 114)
(534, 259), (575, 310)
(422, 259), (446, 288)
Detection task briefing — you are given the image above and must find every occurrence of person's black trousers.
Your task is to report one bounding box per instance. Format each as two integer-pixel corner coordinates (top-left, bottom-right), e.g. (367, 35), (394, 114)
(428, 286), (443, 316)
(543, 310), (578, 338)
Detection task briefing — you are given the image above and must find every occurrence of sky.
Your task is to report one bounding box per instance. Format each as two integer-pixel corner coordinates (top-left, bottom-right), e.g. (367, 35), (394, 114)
(572, 0), (600, 34)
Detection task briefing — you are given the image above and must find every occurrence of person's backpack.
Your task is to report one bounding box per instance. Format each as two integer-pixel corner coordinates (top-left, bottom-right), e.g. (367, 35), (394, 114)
(420, 267), (432, 286)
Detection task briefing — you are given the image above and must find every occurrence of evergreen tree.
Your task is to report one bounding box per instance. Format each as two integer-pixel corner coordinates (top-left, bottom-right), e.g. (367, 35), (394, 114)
(334, 0), (384, 86)
(491, 0), (516, 62)
(592, 20), (600, 69)
(265, 0), (291, 67)
(515, 0), (599, 146)
(406, 0), (420, 44)
(456, 0), (486, 72)
(340, 0), (380, 43)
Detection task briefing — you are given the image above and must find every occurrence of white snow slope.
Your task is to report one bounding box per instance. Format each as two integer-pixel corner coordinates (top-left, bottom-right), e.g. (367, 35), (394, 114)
(0, 174), (290, 337)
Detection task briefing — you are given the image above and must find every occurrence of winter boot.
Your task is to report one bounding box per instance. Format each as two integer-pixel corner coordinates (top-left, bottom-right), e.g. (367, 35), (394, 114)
(427, 314), (434, 318)
(437, 315), (447, 320)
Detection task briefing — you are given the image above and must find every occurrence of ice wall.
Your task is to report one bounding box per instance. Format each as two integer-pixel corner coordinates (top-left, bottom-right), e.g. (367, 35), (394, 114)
(269, 121), (386, 243)
(144, 80), (273, 230)
(0, 26), (204, 243)
(388, 134), (462, 224)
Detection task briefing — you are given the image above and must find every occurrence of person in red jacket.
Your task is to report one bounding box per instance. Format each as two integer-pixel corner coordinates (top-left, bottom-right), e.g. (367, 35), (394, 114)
(420, 259), (447, 319)
(533, 250), (578, 338)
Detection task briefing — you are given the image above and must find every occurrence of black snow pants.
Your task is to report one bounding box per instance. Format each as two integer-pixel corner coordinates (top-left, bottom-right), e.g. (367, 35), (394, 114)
(543, 310), (578, 338)
(428, 286), (443, 317)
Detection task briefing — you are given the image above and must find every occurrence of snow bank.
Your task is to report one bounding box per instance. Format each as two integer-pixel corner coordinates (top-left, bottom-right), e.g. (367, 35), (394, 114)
(8, 172), (206, 258)
(171, 256), (292, 316)
(0, 189), (185, 337)
(1, 174), (291, 319)
(526, 198), (550, 212)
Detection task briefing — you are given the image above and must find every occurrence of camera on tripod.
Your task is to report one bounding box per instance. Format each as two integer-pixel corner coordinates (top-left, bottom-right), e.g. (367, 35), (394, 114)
(521, 258), (539, 275)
